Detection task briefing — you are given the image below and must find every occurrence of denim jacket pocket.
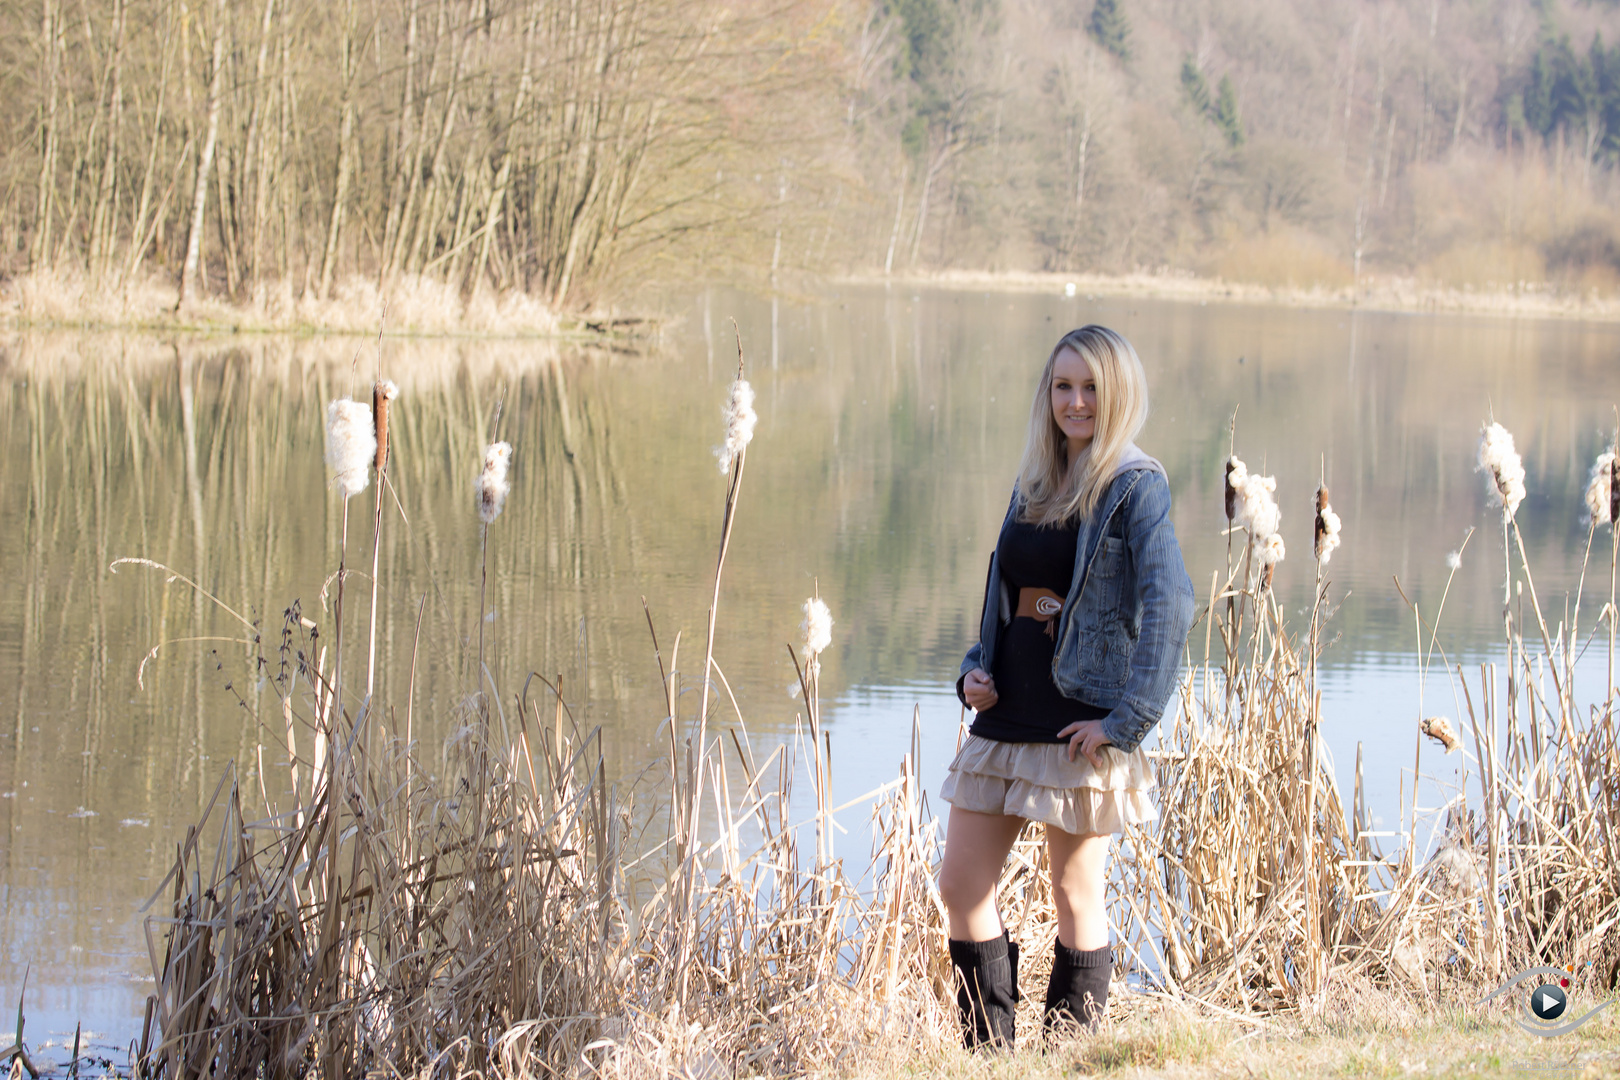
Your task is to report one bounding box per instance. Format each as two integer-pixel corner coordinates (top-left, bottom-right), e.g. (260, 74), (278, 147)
(1078, 627), (1130, 691)
(1086, 536), (1128, 624)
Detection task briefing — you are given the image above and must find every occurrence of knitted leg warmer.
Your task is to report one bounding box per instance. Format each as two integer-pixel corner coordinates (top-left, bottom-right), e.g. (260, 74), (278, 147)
(949, 930), (1020, 1049)
(1043, 940), (1111, 1034)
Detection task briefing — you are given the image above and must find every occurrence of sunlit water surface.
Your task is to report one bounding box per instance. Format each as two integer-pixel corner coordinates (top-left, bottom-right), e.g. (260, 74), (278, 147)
(3, 285), (1618, 1049)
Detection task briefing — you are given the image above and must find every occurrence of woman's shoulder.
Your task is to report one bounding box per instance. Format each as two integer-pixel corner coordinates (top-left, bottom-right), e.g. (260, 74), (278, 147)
(1109, 441), (1167, 479)
(1105, 455), (1174, 518)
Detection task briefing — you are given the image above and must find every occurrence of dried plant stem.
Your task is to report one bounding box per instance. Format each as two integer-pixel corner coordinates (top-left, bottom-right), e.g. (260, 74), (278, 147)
(478, 524), (489, 689)
(677, 344), (750, 1005)
(331, 497), (350, 737)
(1608, 529), (1617, 712)
(365, 462), (385, 708)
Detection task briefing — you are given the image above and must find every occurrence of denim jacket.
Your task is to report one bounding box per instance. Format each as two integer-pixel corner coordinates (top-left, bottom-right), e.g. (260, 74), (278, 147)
(958, 455), (1196, 753)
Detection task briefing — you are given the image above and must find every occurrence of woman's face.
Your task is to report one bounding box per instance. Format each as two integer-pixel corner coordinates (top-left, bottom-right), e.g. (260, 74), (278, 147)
(1049, 346), (1098, 453)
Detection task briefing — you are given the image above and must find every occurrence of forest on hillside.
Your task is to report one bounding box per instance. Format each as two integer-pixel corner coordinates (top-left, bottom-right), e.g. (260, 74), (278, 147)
(4, 0), (1620, 312)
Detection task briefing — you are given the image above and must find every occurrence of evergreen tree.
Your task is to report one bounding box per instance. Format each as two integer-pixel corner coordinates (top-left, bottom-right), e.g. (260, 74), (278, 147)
(1088, 0), (1131, 61)
(1214, 75), (1244, 147)
(1523, 45), (1557, 136)
(1180, 55), (1211, 115)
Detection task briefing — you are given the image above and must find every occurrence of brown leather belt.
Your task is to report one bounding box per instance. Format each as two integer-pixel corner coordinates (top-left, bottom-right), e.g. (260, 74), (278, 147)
(1015, 587), (1064, 639)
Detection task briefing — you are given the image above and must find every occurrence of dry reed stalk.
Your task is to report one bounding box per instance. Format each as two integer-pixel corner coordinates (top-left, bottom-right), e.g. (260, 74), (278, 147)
(364, 378), (397, 703)
(675, 330), (755, 1006)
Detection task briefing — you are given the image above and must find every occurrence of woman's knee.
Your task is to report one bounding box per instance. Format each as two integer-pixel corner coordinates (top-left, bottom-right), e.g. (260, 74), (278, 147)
(938, 852), (994, 914)
(940, 809), (1021, 915)
(1049, 830), (1110, 905)
(1051, 874), (1104, 919)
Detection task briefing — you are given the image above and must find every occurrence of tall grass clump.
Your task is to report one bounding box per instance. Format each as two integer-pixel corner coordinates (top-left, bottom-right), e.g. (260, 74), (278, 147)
(125, 370), (1620, 1080)
(128, 334), (959, 1079)
(1124, 414), (1620, 1015)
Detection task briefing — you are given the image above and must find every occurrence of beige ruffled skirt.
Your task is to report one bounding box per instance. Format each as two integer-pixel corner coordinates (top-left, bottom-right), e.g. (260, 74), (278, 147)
(939, 733), (1157, 835)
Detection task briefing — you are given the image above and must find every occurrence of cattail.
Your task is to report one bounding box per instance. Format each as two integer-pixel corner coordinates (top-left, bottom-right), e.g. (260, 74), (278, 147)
(1477, 421), (1526, 522)
(1228, 454), (1282, 583)
(715, 378), (757, 474)
(801, 596), (833, 678)
(1585, 449), (1617, 527)
(1427, 843), (1481, 893)
(478, 442), (513, 524)
(1313, 484), (1341, 564)
(1446, 550), (1463, 570)
(1224, 457), (1246, 521)
(1421, 715), (1460, 753)
(1612, 455), (1619, 525)
(1239, 470), (1281, 539)
(372, 379), (398, 472)
(1258, 532), (1285, 589)
(325, 398), (377, 499)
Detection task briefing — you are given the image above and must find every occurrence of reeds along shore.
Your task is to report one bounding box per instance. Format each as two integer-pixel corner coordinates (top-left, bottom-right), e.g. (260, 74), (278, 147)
(128, 389), (1620, 1078)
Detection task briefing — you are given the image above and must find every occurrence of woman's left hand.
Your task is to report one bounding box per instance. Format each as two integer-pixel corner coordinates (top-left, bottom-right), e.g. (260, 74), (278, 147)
(1055, 719), (1111, 768)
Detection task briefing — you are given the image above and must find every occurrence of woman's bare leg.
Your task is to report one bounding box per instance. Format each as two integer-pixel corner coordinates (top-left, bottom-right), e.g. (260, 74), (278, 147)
(1046, 826), (1111, 949)
(939, 807), (1025, 941)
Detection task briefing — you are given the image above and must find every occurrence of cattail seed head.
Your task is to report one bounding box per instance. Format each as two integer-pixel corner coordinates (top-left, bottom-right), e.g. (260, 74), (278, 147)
(372, 379), (398, 472)
(715, 378), (757, 474)
(1224, 457), (1246, 521)
(1259, 533), (1285, 589)
(1237, 468), (1280, 540)
(478, 442), (513, 525)
(801, 596), (833, 680)
(1313, 484), (1342, 564)
(1585, 449), (1617, 527)
(1259, 531), (1286, 567)
(1611, 456), (1619, 525)
(1612, 456), (1619, 525)
(1421, 715), (1460, 753)
(325, 398), (377, 499)
(1477, 421), (1526, 522)
(1427, 843), (1481, 893)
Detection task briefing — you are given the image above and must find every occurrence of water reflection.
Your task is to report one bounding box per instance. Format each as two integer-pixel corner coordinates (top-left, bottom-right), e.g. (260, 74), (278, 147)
(2, 287), (1617, 1041)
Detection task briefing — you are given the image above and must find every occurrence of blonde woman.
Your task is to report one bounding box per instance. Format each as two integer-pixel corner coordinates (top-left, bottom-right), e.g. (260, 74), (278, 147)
(940, 325), (1195, 1048)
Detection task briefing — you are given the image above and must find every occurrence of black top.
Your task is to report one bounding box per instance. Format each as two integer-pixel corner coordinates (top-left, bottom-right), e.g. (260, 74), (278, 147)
(969, 515), (1109, 743)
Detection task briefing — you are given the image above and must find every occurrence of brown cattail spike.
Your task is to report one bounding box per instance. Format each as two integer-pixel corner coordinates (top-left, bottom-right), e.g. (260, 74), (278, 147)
(1224, 459), (1238, 521)
(373, 379), (398, 472)
(1611, 457), (1619, 524)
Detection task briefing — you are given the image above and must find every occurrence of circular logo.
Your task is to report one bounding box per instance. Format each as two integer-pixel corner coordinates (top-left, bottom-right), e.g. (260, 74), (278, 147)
(1035, 596), (1063, 617)
(1531, 983), (1568, 1021)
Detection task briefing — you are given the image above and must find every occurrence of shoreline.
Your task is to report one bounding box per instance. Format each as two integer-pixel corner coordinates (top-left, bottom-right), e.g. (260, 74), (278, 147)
(836, 268), (1620, 323)
(0, 269), (651, 340)
(10, 266), (1620, 337)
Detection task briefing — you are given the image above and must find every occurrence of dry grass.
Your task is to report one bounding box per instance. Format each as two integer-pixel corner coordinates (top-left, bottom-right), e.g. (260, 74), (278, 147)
(846, 267), (1620, 322)
(0, 270), (566, 336)
(119, 378), (1620, 1079)
(1212, 228), (1356, 291)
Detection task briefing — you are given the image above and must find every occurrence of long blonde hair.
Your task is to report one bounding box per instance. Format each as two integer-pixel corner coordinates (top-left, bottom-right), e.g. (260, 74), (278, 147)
(1015, 325), (1150, 525)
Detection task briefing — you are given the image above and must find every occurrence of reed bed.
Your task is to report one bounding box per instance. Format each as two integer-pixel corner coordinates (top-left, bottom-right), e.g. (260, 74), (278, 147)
(124, 376), (1620, 1079)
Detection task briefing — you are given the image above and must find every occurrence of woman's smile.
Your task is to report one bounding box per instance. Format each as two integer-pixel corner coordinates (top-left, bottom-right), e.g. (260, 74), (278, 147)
(1050, 346), (1098, 453)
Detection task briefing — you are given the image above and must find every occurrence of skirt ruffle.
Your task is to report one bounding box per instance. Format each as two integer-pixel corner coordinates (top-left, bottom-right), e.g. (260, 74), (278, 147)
(939, 733), (1157, 835)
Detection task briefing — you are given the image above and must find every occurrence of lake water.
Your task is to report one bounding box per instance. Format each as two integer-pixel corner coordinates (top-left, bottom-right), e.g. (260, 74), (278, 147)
(3, 284), (1619, 1051)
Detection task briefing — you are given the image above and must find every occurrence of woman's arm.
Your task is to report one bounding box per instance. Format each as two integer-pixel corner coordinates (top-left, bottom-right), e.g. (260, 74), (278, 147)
(1100, 472), (1196, 753)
